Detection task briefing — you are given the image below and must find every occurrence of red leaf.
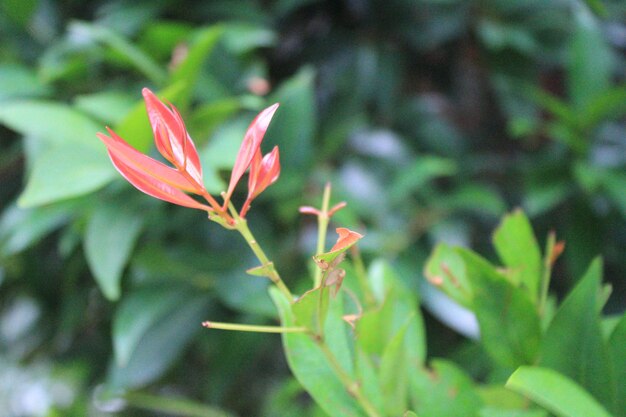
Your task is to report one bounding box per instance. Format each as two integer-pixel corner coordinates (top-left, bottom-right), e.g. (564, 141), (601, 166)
(109, 150), (212, 211)
(329, 228), (363, 252)
(98, 130), (200, 193)
(248, 146), (280, 200)
(224, 103), (279, 205)
(142, 88), (203, 187)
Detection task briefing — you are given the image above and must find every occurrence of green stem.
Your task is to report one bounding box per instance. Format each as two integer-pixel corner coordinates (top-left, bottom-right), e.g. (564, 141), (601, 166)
(316, 340), (381, 417)
(233, 212), (293, 301)
(313, 183), (332, 287)
(539, 231), (556, 315)
(202, 321), (305, 333)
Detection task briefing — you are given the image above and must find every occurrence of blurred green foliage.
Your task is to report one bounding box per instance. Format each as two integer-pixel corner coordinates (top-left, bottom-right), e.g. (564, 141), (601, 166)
(0, 0), (624, 416)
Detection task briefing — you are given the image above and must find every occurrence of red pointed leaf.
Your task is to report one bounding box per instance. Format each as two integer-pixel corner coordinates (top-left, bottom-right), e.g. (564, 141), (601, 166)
(248, 146), (280, 200)
(142, 88), (203, 186)
(107, 150), (211, 211)
(98, 130), (200, 193)
(224, 103), (279, 204)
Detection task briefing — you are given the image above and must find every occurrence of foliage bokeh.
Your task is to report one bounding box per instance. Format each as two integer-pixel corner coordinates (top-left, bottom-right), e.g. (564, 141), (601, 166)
(0, 0), (624, 416)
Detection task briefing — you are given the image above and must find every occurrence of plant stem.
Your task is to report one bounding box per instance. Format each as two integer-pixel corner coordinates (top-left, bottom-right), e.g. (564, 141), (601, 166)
(313, 183), (332, 287)
(202, 321), (305, 333)
(539, 231), (556, 315)
(316, 339), (381, 417)
(233, 212), (293, 301)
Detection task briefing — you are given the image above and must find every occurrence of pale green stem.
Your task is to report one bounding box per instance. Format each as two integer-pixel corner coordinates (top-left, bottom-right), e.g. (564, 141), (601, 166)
(203, 321), (305, 333)
(231, 208), (293, 301)
(316, 340), (382, 417)
(539, 231), (556, 315)
(313, 183), (332, 287)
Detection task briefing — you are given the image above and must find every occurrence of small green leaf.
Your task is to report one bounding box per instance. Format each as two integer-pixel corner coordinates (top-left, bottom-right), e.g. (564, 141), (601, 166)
(423, 243), (473, 308)
(506, 367), (614, 417)
(404, 412), (419, 417)
(493, 209), (542, 298)
(18, 143), (115, 207)
(539, 258), (614, 410)
(292, 287), (328, 334)
(84, 202), (143, 300)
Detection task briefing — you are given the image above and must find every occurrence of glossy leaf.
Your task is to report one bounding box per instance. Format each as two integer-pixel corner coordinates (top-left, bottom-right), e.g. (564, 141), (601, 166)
(84, 202), (143, 300)
(458, 248), (541, 368)
(539, 258), (615, 412)
(18, 143), (115, 207)
(607, 312), (626, 417)
(506, 367), (614, 417)
(270, 288), (365, 417)
(493, 209), (542, 298)
(224, 103), (279, 204)
(0, 100), (102, 148)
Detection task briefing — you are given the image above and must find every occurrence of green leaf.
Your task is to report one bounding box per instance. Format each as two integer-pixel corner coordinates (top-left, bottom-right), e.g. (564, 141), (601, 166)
(113, 82), (186, 152)
(69, 21), (166, 84)
(221, 23), (276, 54)
(270, 288), (365, 417)
(292, 286), (328, 334)
(0, 100), (102, 147)
(113, 287), (192, 367)
(170, 25), (224, 109)
(607, 312), (626, 417)
(84, 202), (144, 300)
(74, 91), (136, 125)
(458, 249), (541, 368)
(492, 209), (542, 298)
(380, 317), (412, 415)
(423, 243), (473, 308)
(18, 143), (115, 207)
(355, 348), (385, 414)
(479, 409), (547, 417)
(568, 5), (613, 110)
(409, 359), (482, 417)
(390, 156), (457, 203)
(0, 201), (77, 256)
(0, 64), (50, 100)
(506, 367), (614, 417)
(108, 291), (209, 390)
(539, 258), (614, 410)
(268, 68), (316, 174)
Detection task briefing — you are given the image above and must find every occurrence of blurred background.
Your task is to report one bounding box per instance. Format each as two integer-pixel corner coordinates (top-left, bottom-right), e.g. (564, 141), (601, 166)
(0, 0), (624, 416)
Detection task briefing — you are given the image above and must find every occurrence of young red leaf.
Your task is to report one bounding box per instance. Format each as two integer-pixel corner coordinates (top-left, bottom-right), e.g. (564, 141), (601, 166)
(98, 130), (199, 193)
(223, 103), (279, 207)
(142, 88), (203, 187)
(102, 140), (211, 211)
